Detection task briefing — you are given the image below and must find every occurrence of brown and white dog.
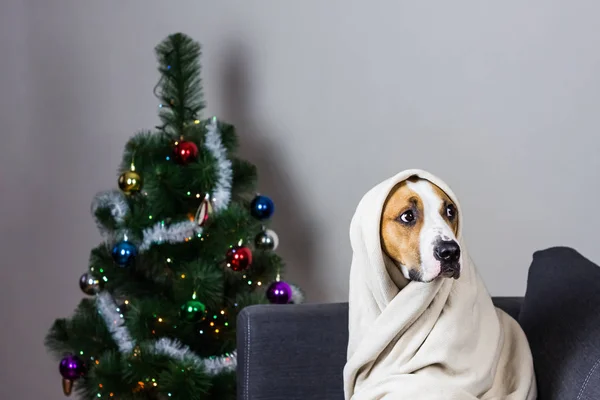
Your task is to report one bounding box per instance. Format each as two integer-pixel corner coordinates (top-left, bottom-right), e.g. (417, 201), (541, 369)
(380, 176), (462, 283)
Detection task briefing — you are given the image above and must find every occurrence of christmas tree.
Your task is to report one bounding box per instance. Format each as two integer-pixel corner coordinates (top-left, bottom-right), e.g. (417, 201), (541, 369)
(45, 32), (301, 400)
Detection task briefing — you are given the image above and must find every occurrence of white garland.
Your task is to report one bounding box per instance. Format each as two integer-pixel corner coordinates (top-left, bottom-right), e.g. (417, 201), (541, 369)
(204, 117), (232, 212)
(90, 118), (233, 252)
(152, 337), (237, 376)
(97, 293), (236, 375)
(139, 220), (201, 251)
(91, 190), (129, 239)
(94, 119), (240, 376)
(97, 291), (236, 376)
(290, 283), (305, 304)
(133, 117), (232, 251)
(96, 292), (135, 354)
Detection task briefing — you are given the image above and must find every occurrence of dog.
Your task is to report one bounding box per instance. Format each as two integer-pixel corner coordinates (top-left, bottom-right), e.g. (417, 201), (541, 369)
(380, 176), (461, 283)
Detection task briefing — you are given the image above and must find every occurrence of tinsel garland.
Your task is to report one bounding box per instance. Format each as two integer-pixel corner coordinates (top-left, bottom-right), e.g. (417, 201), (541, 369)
(136, 118), (232, 250)
(96, 292), (135, 354)
(204, 117), (232, 212)
(90, 117), (232, 252)
(94, 118), (238, 376)
(96, 292), (237, 376)
(290, 283), (305, 304)
(139, 220), (199, 251)
(91, 190), (129, 241)
(152, 338), (237, 376)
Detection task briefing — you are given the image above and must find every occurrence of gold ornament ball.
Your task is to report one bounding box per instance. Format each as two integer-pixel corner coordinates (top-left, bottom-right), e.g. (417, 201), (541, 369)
(118, 171), (142, 194)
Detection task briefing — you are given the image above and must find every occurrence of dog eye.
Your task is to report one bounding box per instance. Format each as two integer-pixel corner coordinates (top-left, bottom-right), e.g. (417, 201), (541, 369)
(399, 210), (415, 224)
(446, 204), (457, 220)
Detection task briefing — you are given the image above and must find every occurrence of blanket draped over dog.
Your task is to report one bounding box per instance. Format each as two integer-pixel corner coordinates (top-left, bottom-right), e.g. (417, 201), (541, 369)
(343, 169), (537, 400)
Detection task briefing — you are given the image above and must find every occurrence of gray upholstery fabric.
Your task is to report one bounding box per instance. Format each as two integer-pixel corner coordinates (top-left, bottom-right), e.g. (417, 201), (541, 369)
(237, 302), (349, 400)
(237, 247), (600, 400)
(519, 247), (600, 400)
(237, 298), (521, 400)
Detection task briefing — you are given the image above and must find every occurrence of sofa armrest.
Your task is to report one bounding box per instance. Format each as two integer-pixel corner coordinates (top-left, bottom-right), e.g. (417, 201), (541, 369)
(519, 247), (600, 400)
(236, 302), (348, 400)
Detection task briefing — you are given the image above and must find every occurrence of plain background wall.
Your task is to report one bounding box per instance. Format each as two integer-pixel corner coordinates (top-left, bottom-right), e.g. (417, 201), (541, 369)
(2, 0), (600, 398)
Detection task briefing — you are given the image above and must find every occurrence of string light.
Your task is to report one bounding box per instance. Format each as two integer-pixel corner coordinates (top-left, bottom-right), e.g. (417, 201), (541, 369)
(257, 281), (262, 286)
(166, 258), (172, 263)
(148, 215), (153, 220)
(196, 193), (201, 198)
(181, 274), (186, 279)
(194, 119), (200, 124)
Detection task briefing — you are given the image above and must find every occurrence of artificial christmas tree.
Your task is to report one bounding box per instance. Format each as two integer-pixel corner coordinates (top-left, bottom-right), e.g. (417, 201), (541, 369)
(45, 32), (302, 400)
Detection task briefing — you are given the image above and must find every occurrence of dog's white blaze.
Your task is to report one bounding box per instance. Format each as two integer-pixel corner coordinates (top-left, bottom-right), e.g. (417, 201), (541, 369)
(406, 180), (459, 282)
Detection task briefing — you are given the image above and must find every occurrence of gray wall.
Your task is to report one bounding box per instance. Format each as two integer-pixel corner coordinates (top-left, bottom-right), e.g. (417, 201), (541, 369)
(2, 1), (600, 399)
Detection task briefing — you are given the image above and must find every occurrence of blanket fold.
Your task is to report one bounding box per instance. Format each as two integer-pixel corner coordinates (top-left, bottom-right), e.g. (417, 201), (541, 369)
(343, 169), (536, 400)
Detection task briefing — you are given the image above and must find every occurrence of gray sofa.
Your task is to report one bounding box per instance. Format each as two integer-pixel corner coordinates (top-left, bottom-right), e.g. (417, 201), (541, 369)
(236, 247), (600, 400)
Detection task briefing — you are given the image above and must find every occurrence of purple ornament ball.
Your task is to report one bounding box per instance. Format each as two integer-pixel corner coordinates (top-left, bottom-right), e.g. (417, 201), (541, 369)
(59, 354), (86, 381)
(266, 281), (292, 304)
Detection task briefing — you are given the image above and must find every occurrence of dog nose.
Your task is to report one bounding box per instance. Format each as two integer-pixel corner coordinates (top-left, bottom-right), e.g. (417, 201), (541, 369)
(434, 241), (461, 262)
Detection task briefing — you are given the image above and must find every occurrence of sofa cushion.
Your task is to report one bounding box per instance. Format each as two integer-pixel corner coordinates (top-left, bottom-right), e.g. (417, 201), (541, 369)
(519, 247), (600, 400)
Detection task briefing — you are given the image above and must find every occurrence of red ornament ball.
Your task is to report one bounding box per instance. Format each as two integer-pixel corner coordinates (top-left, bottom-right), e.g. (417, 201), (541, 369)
(173, 140), (199, 164)
(226, 246), (252, 271)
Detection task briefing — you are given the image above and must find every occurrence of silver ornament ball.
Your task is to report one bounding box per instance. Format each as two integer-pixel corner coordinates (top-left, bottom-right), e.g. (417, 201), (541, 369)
(79, 272), (101, 295)
(254, 229), (279, 251)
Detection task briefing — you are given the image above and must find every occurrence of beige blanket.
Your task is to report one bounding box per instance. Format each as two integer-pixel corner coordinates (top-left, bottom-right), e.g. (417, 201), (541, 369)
(343, 169), (537, 400)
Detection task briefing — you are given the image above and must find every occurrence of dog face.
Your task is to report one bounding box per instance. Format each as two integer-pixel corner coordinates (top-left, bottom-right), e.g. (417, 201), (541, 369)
(380, 177), (461, 282)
